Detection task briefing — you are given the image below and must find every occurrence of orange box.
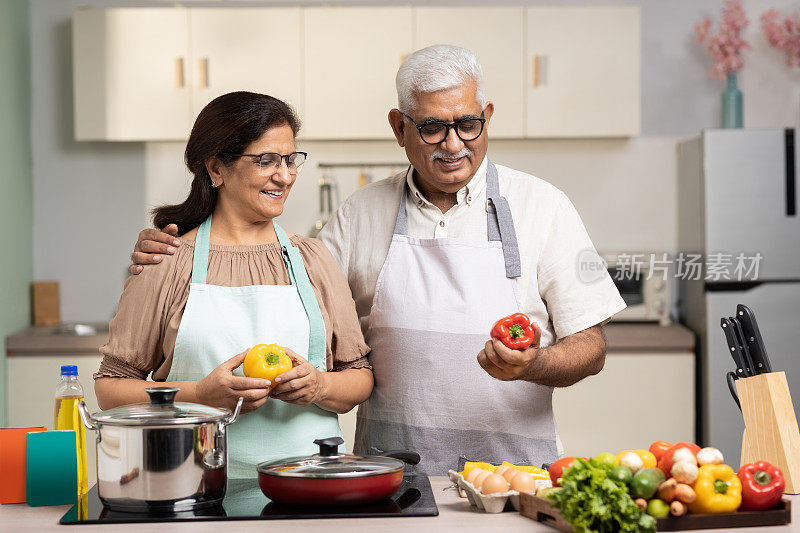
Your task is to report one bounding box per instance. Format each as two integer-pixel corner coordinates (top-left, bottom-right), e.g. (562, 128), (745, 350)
(0, 427), (47, 504)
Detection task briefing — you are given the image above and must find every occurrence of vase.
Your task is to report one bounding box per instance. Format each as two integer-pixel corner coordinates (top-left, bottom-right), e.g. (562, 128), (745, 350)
(721, 72), (743, 128)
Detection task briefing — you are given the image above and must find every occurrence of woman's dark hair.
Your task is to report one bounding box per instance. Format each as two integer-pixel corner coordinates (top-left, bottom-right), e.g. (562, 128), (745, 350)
(152, 91), (300, 235)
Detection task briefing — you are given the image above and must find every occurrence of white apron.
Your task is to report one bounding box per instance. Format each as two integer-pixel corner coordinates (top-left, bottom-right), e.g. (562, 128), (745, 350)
(168, 215), (342, 479)
(355, 161), (559, 474)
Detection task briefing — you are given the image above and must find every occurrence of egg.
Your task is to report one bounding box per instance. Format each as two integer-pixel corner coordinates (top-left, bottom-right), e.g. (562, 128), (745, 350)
(464, 468), (485, 484)
(509, 471), (537, 492)
(502, 467), (520, 482)
(473, 470), (492, 489)
(480, 474), (510, 495)
(494, 465), (512, 478)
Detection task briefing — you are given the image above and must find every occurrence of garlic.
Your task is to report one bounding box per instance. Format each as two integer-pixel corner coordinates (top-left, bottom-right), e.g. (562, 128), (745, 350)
(619, 451), (644, 474)
(696, 447), (724, 466)
(671, 447), (697, 465)
(671, 461), (699, 485)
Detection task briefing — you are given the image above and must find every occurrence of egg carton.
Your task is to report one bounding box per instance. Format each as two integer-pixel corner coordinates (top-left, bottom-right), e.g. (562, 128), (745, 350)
(447, 470), (551, 514)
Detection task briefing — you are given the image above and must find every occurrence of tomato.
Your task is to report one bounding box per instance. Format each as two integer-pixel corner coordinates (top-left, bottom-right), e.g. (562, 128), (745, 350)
(657, 442), (701, 476)
(615, 449), (657, 469)
(548, 457), (577, 487)
(649, 440), (673, 462)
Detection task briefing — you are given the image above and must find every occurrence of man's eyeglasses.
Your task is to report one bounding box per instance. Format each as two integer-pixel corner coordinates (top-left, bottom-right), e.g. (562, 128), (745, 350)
(234, 151), (307, 174)
(401, 112), (486, 145)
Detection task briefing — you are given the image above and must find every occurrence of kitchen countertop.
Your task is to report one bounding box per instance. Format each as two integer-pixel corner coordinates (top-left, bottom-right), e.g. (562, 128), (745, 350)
(604, 323), (695, 352)
(6, 323), (695, 356)
(1, 477), (795, 532)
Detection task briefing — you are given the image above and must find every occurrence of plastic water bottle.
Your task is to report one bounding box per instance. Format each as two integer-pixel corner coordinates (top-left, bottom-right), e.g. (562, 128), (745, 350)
(54, 365), (88, 495)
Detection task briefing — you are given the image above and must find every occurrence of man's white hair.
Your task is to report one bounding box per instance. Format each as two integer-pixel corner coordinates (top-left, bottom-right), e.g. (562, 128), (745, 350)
(396, 44), (486, 114)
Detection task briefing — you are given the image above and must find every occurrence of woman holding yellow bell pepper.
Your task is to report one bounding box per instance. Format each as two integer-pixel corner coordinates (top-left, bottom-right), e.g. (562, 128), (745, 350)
(689, 464), (742, 514)
(95, 93), (373, 478)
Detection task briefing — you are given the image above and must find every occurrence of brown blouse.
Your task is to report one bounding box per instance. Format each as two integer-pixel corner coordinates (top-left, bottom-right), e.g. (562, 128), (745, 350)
(95, 235), (370, 382)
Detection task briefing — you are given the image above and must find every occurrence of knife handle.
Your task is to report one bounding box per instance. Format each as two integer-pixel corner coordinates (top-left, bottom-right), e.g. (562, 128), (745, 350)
(721, 317), (748, 377)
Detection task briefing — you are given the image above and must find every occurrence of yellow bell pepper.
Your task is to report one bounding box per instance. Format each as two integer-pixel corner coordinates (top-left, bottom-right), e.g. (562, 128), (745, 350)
(689, 464), (742, 514)
(615, 449), (657, 469)
(243, 344), (293, 386)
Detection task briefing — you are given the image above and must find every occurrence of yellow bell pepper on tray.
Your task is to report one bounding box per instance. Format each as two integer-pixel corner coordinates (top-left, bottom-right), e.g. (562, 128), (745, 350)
(689, 464), (742, 514)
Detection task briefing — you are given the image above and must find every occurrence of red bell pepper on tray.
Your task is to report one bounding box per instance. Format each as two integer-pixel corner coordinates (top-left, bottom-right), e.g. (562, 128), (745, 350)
(491, 313), (538, 350)
(737, 461), (785, 511)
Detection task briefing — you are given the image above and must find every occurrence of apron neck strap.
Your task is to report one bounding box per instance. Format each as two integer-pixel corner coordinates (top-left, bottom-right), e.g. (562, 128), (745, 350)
(486, 161), (522, 278)
(191, 216), (213, 285)
(392, 160), (522, 278)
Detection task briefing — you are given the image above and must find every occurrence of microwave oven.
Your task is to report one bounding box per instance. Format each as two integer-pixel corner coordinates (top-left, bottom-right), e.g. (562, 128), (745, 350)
(602, 252), (672, 326)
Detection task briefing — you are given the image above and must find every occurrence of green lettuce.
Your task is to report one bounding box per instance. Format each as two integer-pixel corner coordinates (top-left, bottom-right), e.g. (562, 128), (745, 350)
(548, 458), (657, 533)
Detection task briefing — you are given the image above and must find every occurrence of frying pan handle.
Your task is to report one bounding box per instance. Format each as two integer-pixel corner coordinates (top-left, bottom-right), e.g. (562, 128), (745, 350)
(380, 450), (421, 465)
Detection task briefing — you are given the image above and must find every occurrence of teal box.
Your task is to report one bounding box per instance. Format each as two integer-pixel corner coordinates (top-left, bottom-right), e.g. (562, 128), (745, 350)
(26, 430), (77, 506)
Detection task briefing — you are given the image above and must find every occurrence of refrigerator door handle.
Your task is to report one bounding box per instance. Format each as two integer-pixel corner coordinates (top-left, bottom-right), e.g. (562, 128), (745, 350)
(786, 128), (797, 217)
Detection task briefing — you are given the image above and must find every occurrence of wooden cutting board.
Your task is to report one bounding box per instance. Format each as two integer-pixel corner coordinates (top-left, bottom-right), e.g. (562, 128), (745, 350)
(519, 491), (792, 531)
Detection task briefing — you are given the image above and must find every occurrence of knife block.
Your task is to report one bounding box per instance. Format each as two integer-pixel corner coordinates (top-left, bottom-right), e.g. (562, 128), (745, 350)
(736, 371), (800, 494)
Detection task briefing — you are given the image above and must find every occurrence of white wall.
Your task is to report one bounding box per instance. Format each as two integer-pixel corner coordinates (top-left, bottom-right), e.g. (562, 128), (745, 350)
(32, 0), (800, 322)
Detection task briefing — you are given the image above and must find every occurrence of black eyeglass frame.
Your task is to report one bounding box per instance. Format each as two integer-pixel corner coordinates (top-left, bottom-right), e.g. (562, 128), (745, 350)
(234, 151), (308, 172)
(401, 112), (487, 145)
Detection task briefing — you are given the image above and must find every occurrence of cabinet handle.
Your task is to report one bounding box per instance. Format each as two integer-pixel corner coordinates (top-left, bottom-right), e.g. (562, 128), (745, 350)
(532, 55), (548, 88)
(200, 57), (209, 88)
(175, 57), (185, 88)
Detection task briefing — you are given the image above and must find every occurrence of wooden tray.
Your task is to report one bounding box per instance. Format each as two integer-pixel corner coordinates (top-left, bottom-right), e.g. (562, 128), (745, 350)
(519, 491), (792, 531)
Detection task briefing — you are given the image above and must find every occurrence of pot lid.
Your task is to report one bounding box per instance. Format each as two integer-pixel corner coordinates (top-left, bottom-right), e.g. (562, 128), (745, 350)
(91, 387), (232, 427)
(257, 437), (408, 478)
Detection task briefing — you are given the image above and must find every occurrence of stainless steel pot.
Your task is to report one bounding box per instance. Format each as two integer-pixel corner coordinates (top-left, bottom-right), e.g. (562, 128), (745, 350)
(78, 387), (242, 512)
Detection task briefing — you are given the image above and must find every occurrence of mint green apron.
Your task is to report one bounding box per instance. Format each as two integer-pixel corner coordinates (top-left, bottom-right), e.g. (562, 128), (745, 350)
(168, 215), (343, 479)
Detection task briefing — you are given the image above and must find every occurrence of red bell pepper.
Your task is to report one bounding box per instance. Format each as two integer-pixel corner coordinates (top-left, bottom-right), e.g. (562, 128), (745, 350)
(491, 313), (538, 350)
(738, 461), (785, 511)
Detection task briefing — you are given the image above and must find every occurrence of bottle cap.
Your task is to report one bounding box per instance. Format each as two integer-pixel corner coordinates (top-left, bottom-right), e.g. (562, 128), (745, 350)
(60, 365), (78, 376)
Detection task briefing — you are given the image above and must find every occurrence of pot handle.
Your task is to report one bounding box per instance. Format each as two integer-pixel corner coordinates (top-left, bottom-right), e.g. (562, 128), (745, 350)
(380, 450), (421, 466)
(77, 400), (98, 431)
(225, 397), (243, 426)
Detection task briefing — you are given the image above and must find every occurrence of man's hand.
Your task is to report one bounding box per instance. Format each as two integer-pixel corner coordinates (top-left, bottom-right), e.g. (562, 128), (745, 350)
(478, 340), (540, 381)
(129, 224), (181, 275)
(269, 349), (326, 407)
(195, 351), (271, 413)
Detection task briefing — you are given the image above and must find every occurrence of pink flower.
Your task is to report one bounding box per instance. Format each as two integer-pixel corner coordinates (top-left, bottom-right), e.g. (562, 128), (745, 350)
(695, 0), (750, 80)
(762, 8), (800, 68)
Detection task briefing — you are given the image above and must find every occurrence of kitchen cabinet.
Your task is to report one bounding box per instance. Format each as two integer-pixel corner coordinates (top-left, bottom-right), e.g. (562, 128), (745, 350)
(553, 350), (694, 457)
(6, 355), (104, 483)
(525, 6), (641, 137)
(189, 8), (303, 118)
(73, 8), (193, 141)
(414, 7), (525, 138)
(302, 7), (413, 140)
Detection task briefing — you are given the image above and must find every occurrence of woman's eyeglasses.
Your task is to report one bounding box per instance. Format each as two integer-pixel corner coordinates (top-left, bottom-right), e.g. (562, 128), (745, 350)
(234, 151), (307, 174)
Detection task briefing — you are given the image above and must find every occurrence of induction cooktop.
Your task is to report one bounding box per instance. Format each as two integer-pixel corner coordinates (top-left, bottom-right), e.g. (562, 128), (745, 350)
(60, 474), (438, 524)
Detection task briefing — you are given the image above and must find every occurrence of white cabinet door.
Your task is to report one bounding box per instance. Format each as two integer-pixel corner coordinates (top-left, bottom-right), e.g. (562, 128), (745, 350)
(525, 6), (641, 138)
(73, 8), (193, 141)
(189, 8), (304, 119)
(7, 356), (104, 484)
(553, 351), (694, 457)
(303, 7), (413, 139)
(415, 7), (524, 138)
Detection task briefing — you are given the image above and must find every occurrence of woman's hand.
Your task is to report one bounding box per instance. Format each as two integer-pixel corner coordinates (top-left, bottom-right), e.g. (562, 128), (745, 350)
(269, 349), (326, 407)
(195, 351), (271, 413)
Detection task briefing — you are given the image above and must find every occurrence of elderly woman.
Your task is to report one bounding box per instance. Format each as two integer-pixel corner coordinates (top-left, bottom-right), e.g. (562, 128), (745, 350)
(94, 91), (373, 478)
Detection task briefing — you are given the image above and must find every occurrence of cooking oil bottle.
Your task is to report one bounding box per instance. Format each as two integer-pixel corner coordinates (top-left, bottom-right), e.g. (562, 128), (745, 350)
(54, 365), (88, 496)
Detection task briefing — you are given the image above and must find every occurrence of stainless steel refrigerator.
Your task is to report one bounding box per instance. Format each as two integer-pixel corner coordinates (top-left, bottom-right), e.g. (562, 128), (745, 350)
(678, 129), (800, 467)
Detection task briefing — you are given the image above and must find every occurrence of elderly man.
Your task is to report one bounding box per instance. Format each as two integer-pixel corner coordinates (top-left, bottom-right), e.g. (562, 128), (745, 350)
(130, 45), (624, 474)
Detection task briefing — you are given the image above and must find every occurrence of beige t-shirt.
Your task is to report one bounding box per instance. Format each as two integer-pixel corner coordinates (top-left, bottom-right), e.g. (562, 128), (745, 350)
(95, 235), (370, 382)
